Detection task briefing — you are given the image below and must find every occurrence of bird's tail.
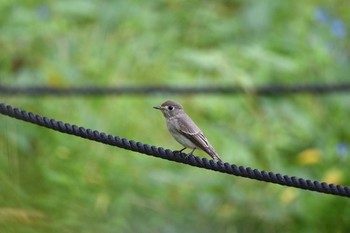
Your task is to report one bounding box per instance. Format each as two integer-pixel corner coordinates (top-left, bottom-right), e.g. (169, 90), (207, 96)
(207, 146), (223, 162)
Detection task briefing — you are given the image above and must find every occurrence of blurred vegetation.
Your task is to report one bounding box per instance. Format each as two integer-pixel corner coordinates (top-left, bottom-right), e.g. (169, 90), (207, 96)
(1, 0), (350, 232)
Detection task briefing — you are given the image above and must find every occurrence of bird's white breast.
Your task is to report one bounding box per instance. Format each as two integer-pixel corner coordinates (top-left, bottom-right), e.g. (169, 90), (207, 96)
(166, 118), (196, 149)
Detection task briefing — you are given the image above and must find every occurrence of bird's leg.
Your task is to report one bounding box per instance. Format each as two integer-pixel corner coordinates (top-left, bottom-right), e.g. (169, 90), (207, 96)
(184, 148), (196, 160)
(174, 147), (186, 154)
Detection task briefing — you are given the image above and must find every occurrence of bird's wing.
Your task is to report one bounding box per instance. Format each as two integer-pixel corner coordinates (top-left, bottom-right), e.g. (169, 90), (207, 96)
(177, 114), (210, 150)
(178, 114), (223, 162)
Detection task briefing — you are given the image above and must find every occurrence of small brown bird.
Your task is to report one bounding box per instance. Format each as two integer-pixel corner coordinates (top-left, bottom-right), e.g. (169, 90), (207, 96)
(154, 100), (223, 162)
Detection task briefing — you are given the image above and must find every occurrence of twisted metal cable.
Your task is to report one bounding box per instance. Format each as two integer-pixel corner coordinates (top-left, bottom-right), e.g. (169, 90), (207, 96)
(1, 83), (350, 96)
(0, 103), (349, 198)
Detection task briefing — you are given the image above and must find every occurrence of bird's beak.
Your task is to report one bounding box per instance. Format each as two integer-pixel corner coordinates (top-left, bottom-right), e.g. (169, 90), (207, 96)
(153, 106), (161, 110)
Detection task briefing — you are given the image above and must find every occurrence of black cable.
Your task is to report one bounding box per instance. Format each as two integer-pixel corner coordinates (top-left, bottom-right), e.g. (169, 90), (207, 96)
(1, 83), (350, 96)
(0, 103), (349, 198)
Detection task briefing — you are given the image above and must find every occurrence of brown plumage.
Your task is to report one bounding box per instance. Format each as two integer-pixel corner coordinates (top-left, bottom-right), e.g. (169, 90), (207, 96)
(154, 100), (223, 162)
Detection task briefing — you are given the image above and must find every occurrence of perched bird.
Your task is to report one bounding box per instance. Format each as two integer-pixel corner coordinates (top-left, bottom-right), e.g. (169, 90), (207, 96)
(154, 100), (223, 162)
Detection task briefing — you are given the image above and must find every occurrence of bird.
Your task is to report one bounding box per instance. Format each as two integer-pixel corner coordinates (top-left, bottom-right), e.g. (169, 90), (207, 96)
(154, 100), (223, 162)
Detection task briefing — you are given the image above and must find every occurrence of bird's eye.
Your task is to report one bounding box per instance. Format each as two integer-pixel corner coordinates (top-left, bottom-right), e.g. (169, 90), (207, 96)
(168, 106), (174, 110)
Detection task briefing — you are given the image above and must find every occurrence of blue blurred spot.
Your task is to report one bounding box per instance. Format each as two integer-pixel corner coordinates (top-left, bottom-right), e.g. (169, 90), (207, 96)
(36, 4), (51, 21)
(337, 142), (348, 158)
(314, 7), (329, 23)
(331, 19), (347, 38)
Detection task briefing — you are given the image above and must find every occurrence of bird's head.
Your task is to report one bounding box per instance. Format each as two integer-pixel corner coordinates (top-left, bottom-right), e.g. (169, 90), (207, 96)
(153, 100), (184, 118)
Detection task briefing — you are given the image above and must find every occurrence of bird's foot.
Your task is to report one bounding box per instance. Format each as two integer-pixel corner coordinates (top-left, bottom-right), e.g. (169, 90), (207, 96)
(184, 148), (196, 160)
(174, 147), (186, 154)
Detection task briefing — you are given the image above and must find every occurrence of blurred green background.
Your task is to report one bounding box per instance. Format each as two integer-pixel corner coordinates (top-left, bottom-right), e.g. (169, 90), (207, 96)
(1, 0), (350, 232)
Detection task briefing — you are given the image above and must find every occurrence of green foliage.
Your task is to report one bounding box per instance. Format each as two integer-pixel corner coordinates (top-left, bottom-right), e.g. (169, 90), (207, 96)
(1, 0), (350, 232)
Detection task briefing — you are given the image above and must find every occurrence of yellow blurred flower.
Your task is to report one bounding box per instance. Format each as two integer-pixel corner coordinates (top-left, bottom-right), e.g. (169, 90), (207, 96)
(297, 149), (321, 165)
(0, 208), (46, 225)
(280, 188), (298, 205)
(95, 192), (110, 215)
(217, 203), (236, 219)
(323, 169), (343, 184)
